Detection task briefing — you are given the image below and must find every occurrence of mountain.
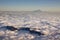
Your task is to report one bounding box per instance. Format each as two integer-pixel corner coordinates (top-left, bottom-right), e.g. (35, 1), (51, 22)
(32, 9), (42, 12)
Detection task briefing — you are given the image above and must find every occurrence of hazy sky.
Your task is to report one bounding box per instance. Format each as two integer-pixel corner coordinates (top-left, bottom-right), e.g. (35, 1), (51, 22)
(0, 0), (60, 12)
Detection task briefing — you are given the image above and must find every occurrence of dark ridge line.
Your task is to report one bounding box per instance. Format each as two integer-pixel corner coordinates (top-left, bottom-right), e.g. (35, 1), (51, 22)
(29, 30), (44, 36)
(0, 26), (44, 36)
(0, 26), (18, 31)
(18, 27), (44, 35)
(18, 27), (30, 31)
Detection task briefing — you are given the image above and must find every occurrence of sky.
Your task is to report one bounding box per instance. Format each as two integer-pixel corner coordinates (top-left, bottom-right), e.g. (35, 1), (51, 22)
(0, 0), (60, 12)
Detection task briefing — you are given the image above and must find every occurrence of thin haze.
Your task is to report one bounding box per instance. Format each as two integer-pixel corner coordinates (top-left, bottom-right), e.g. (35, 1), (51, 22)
(0, 0), (60, 12)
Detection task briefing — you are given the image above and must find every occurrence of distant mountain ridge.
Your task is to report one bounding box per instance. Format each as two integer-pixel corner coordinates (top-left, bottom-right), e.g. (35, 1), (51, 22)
(32, 9), (42, 12)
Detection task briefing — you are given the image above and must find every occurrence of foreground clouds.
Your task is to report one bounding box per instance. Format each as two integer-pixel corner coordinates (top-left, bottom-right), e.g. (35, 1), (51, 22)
(0, 11), (60, 40)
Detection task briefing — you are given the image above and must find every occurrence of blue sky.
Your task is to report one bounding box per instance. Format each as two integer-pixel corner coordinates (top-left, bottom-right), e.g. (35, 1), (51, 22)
(0, 0), (60, 12)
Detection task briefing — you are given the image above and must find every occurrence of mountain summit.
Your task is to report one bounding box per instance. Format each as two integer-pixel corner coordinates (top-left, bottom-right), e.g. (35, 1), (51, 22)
(33, 9), (42, 12)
